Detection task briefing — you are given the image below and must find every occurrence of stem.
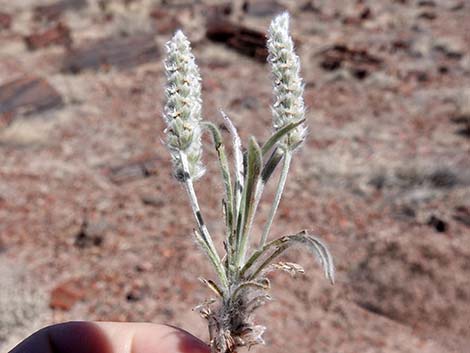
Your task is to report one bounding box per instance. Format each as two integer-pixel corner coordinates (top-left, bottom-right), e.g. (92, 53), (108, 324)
(258, 150), (292, 249)
(180, 152), (228, 288)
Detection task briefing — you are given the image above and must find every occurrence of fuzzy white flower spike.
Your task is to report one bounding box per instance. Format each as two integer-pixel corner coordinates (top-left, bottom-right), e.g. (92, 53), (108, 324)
(163, 30), (205, 181)
(267, 12), (307, 151)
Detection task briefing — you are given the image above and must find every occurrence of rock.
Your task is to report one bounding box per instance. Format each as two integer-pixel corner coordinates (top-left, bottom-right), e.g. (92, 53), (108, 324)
(317, 44), (383, 80)
(0, 12), (12, 30)
(62, 33), (160, 73)
(105, 155), (160, 184)
(206, 19), (268, 62)
(141, 195), (165, 207)
(0, 76), (63, 125)
(243, 0), (286, 17)
(33, 0), (87, 22)
(453, 206), (470, 227)
(24, 22), (72, 50)
(149, 8), (181, 34)
(50, 279), (87, 310)
(74, 220), (107, 248)
(451, 114), (470, 139)
(433, 37), (466, 59)
(427, 215), (448, 233)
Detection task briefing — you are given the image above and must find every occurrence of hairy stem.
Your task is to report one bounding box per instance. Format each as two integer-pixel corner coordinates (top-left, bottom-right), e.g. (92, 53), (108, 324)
(180, 152), (228, 288)
(259, 150), (292, 249)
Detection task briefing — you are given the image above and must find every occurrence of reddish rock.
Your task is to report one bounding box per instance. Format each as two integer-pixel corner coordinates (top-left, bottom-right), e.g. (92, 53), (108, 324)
(149, 8), (181, 34)
(0, 12), (12, 30)
(24, 22), (72, 50)
(50, 279), (87, 311)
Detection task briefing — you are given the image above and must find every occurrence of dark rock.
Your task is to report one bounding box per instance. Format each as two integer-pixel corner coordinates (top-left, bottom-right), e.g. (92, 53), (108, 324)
(427, 215), (448, 233)
(141, 195), (165, 207)
(428, 168), (458, 189)
(74, 220), (107, 248)
(243, 0), (285, 17)
(62, 33), (160, 73)
(417, 0), (436, 6)
(0, 76), (63, 124)
(34, 0), (87, 23)
(368, 173), (386, 190)
(230, 96), (259, 110)
(453, 206), (470, 227)
(317, 44), (382, 79)
(206, 19), (268, 62)
(418, 11), (437, 20)
(24, 22), (72, 50)
(106, 155), (160, 184)
(126, 289), (143, 302)
(451, 114), (470, 139)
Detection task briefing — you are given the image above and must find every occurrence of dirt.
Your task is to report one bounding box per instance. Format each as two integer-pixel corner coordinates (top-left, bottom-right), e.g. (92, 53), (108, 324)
(0, 0), (469, 352)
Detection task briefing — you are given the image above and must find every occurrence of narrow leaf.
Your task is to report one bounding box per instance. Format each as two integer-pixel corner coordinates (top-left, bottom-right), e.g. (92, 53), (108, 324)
(201, 121), (234, 265)
(241, 230), (335, 284)
(261, 147), (283, 184)
(233, 278), (270, 299)
(199, 277), (224, 297)
(236, 137), (262, 265)
(261, 119), (306, 156)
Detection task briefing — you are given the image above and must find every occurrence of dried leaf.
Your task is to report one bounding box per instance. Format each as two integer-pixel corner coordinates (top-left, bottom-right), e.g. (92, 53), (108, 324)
(242, 230), (335, 284)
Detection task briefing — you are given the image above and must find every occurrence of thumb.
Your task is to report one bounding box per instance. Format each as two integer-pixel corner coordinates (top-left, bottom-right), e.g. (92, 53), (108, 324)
(10, 321), (210, 353)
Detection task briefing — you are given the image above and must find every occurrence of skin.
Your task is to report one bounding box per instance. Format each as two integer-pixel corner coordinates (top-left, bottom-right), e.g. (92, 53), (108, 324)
(9, 322), (210, 353)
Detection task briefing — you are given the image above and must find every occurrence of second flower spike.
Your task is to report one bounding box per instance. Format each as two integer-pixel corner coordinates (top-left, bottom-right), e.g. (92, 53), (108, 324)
(267, 12), (307, 151)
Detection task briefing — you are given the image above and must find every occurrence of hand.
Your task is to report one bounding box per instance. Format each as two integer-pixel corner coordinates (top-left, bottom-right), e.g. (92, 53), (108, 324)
(9, 322), (210, 353)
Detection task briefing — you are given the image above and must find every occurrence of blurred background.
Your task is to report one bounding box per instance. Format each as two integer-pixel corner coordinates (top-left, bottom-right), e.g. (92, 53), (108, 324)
(0, 0), (469, 352)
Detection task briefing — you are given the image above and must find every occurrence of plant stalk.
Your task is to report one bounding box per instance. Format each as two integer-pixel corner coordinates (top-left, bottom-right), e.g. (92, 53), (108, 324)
(259, 150), (292, 249)
(180, 152), (228, 288)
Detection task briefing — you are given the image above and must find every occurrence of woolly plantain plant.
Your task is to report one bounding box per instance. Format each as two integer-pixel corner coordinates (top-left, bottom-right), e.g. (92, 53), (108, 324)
(162, 12), (335, 353)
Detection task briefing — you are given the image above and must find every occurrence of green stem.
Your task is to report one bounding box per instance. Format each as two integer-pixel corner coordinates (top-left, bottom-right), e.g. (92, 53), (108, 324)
(258, 150), (292, 249)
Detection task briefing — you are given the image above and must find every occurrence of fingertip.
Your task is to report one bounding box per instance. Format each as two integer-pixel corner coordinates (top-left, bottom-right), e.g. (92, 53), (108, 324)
(10, 322), (210, 353)
(127, 323), (210, 353)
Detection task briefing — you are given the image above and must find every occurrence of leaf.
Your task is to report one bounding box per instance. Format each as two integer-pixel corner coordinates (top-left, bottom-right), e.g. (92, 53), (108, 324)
(261, 147), (283, 184)
(221, 111), (244, 209)
(241, 230), (335, 284)
(232, 278), (270, 299)
(199, 277), (224, 297)
(201, 121), (235, 263)
(236, 137), (262, 265)
(261, 119), (306, 156)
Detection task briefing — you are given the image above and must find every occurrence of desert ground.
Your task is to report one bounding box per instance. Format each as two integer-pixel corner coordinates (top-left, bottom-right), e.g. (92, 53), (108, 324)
(0, 0), (469, 352)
